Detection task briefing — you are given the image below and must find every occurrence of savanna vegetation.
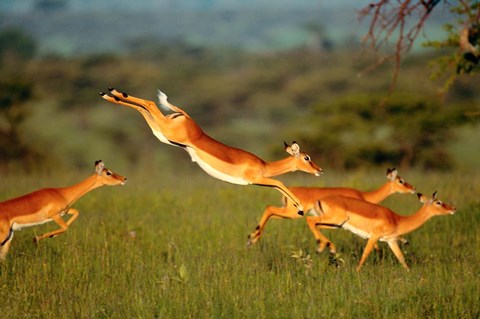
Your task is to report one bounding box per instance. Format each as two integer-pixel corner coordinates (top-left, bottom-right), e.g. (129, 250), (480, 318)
(0, 2), (479, 317)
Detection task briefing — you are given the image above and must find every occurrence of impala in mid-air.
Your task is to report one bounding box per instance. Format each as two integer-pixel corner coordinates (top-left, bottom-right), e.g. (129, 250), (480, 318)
(247, 168), (416, 252)
(0, 160), (127, 260)
(313, 191), (456, 271)
(100, 88), (323, 213)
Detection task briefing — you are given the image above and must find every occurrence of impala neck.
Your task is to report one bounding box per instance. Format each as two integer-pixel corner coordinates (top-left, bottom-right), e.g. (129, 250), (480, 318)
(394, 206), (432, 236)
(263, 156), (296, 177)
(362, 182), (394, 203)
(58, 174), (103, 205)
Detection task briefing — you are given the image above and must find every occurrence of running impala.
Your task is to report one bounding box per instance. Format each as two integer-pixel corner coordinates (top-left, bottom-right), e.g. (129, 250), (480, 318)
(0, 160), (127, 260)
(313, 191), (456, 271)
(247, 168), (415, 253)
(100, 88), (323, 213)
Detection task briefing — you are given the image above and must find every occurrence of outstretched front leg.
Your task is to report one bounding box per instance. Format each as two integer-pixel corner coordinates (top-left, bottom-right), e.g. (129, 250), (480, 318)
(387, 239), (410, 271)
(356, 235), (381, 272)
(252, 177), (304, 214)
(34, 208), (79, 243)
(247, 204), (300, 246)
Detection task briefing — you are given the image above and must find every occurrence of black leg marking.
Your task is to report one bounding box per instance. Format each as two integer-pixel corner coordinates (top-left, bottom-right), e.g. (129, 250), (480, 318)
(168, 140), (187, 148)
(255, 225), (260, 230)
(318, 217), (350, 229)
(1, 228), (13, 246)
(170, 113), (184, 119)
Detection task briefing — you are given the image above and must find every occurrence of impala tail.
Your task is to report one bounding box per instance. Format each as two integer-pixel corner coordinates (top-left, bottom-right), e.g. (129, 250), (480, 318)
(156, 90), (181, 115)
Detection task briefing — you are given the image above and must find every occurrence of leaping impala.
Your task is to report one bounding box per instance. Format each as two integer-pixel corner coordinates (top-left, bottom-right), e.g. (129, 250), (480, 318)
(247, 168), (416, 252)
(313, 191), (456, 271)
(100, 88), (323, 213)
(0, 160), (127, 260)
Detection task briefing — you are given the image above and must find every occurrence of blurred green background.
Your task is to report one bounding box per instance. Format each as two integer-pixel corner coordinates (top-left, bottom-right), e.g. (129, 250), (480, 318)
(0, 0), (478, 175)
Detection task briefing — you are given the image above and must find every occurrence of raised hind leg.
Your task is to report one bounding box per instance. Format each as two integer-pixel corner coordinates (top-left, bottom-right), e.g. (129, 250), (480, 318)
(101, 88), (203, 148)
(306, 216), (337, 254)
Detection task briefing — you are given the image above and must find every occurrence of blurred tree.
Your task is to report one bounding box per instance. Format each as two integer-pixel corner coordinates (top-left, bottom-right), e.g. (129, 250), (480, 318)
(34, 0), (68, 13)
(299, 93), (478, 170)
(0, 80), (42, 167)
(359, 0), (480, 94)
(0, 27), (37, 64)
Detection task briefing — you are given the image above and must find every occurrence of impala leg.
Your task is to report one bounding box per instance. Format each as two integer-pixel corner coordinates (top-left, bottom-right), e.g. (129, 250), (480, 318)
(0, 225), (13, 261)
(306, 216), (336, 254)
(64, 208), (79, 227)
(108, 88), (185, 119)
(34, 214), (69, 243)
(387, 239), (410, 271)
(356, 236), (380, 272)
(247, 204), (299, 246)
(253, 177), (304, 213)
(100, 92), (161, 123)
(0, 239), (13, 261)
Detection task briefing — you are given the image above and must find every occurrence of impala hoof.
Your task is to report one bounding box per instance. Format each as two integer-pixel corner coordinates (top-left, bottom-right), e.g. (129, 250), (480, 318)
(246, 235), (254, 246)
(108, 87), (114, 92)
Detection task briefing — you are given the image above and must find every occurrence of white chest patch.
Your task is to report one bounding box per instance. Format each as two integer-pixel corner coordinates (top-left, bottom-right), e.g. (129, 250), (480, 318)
(12, 219), (52, 231)
(185, 147), (250, 185)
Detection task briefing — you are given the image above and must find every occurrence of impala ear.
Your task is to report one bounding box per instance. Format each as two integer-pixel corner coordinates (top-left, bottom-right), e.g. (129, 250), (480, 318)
(386, 168), (398, 181)
(95, 160), (105, 175)
(432, 191), (438, 200)
(417, 193), (428, 203)
(285, 141), (300, 157)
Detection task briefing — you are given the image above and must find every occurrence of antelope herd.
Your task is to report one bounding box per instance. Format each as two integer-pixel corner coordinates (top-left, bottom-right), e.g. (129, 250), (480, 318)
(0, 89), (456, 271)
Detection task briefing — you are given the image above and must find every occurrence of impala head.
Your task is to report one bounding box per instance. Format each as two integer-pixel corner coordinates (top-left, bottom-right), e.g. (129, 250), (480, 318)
(94, 160), (127, 186)
(417, 191), (456, 216)
(386, 168), (416, 194)
(284, 141), (323, 176)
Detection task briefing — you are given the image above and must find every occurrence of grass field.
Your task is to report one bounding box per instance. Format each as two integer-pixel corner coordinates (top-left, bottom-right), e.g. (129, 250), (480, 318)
(0, 163), (479, 318)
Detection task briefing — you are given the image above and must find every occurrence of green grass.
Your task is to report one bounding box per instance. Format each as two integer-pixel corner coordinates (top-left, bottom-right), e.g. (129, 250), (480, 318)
(0, 166), (479, 318)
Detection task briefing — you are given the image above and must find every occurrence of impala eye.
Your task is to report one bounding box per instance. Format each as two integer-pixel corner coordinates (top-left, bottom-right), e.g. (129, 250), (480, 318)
(399, 179), (404, 184)
(304, 155), (310, 161)
(106, 171), (112, 176)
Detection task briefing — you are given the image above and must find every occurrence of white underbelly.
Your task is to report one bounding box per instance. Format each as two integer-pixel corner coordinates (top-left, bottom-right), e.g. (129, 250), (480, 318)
(149, 127), (250, 185)
(12, 219), (52, 231)
(342, 222), (371, 239)
(152, 128), (173, 145)
(185, 147), (250, 185)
